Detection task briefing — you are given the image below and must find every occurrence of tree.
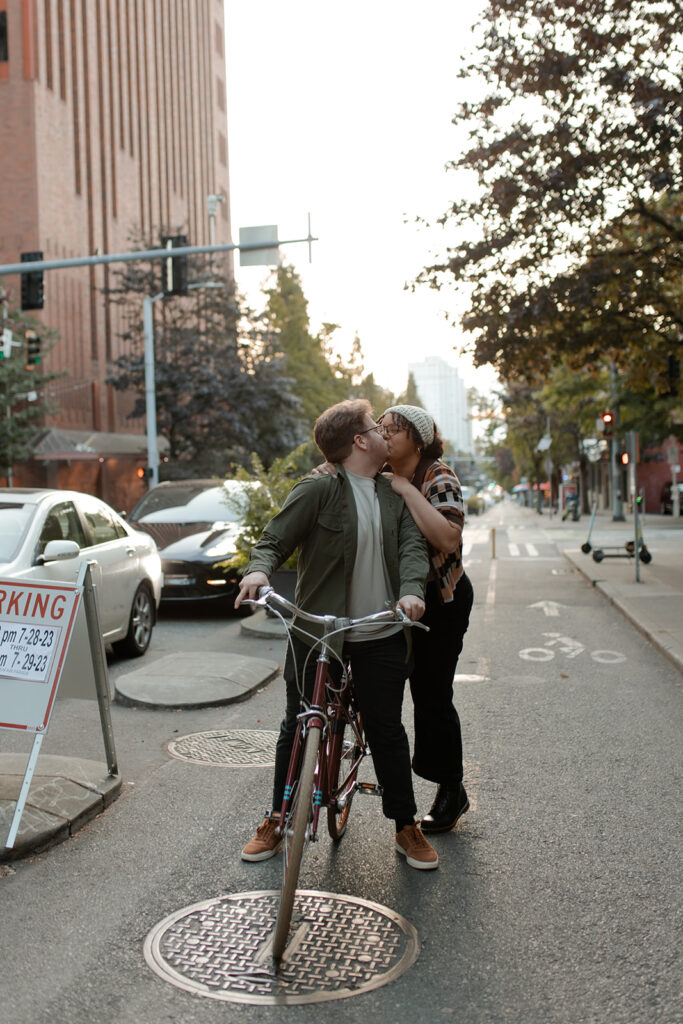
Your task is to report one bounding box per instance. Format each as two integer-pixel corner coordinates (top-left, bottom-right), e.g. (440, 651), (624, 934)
(398, 371), (423, 407)
(105, 231), (302, 475)
(261, 265), (349, 427)
(419, 0), (683, 420)
(0, 310), (61, 479)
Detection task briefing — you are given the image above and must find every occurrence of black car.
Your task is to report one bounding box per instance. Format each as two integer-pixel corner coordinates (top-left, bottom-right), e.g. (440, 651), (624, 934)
(128, 479), (251, 604)
(660, 481), (683, 515)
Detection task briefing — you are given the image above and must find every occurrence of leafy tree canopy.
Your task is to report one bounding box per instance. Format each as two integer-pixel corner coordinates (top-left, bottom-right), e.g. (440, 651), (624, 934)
(105, 231), (303, 475)
(419, 0), (682, 431)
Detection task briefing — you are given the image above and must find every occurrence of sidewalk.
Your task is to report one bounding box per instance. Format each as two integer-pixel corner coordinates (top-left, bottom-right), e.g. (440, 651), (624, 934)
(537, 506), (683, 676)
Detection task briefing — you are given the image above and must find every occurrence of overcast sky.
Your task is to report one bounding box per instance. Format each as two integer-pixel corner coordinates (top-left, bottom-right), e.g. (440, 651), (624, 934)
(223, 1), (497, 399)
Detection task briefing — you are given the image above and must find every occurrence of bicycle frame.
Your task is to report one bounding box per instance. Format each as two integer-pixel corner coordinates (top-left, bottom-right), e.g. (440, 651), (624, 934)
(277, 643), (365, 846)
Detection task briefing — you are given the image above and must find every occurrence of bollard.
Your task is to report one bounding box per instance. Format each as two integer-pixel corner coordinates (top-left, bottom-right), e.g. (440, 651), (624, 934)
(491, 527), (496, 559)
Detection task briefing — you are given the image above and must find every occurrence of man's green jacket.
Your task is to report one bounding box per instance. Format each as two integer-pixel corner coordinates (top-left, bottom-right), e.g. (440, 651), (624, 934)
(245, 464), (429, 650)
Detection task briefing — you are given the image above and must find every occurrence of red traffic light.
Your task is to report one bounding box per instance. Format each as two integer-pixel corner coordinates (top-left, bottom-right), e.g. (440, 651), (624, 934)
(601, 411), (614, 425)
(136, 466), (145, 479)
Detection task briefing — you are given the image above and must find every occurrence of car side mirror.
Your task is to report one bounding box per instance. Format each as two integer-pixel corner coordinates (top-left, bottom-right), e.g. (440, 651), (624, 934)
(37, 539), (81, 564)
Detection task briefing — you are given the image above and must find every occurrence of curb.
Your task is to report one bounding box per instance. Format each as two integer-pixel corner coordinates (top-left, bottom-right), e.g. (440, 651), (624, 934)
(563, 550), (683, 677)
(114, 651), (280, 709)
(0, 755), (121, 862)
(240, 609), (288, 640)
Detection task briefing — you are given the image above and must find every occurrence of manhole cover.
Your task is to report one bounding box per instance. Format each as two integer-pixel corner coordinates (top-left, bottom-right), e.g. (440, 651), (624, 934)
(143, 889), (419, 1005)
(167, 730), (278, 767)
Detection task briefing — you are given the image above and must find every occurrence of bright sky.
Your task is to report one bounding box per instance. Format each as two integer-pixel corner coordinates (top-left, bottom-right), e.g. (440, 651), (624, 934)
(223, 1), (498, 401)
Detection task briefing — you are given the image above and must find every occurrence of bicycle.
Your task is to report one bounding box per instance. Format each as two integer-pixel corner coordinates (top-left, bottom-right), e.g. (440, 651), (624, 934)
(246, 586), (428, 961)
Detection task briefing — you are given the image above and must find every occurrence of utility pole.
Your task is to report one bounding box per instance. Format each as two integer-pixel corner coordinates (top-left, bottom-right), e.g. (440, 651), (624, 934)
(610, 364), (625, 521)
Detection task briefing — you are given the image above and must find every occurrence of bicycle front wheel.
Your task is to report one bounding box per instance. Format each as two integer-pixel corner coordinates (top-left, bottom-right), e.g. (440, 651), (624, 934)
(327, 715), (364, 841)
(271, 725), (321, 960)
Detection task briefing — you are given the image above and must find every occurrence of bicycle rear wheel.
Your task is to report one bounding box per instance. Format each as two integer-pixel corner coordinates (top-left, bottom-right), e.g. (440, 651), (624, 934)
(271, 725), (321, 960)
(327, 713), (364, 841)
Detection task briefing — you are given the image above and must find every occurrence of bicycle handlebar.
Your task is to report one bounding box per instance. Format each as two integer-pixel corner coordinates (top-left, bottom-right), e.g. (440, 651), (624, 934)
(247, 586), (429, 632)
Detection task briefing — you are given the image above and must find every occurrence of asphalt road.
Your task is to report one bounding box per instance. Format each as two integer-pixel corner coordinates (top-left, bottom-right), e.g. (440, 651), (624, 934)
(1, 500), (680, 1024)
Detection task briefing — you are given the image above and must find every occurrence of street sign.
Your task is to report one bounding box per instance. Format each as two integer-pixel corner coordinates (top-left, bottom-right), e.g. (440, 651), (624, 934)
(666, 441), (679, 465)
(0, 580), (81, 733)
(239, 225), (280, 266)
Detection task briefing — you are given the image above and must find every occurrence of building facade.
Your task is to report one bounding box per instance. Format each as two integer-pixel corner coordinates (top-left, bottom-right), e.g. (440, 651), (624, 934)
(408, 356), (473, 455)
(0, 0), (232, 508)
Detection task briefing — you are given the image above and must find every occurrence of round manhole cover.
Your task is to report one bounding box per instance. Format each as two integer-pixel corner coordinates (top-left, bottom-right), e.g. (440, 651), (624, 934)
(143, 889), (419, 1005)
(167, 730), (278, 767)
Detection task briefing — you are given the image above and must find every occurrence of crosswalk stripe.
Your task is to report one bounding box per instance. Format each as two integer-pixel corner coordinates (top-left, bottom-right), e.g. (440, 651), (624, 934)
(526, 543), (539, 556)
(509, 542), (520, 556)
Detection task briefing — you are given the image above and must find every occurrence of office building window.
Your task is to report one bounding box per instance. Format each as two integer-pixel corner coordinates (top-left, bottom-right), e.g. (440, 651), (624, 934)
(0, 11), (9, 63)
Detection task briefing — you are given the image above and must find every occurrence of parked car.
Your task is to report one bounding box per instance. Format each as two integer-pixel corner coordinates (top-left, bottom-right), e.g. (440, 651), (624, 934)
(128, 479), (251, 605)
(660, 481), (683, 515)
(0, 488), (162, 656)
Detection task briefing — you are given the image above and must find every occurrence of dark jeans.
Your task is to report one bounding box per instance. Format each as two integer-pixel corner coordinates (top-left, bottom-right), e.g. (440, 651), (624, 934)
(272, 631), (417, 821)
(409, 574), (474, 786)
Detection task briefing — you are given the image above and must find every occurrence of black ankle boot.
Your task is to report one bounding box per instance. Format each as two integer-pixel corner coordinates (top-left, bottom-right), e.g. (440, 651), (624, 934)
(420, 782), (469, 834)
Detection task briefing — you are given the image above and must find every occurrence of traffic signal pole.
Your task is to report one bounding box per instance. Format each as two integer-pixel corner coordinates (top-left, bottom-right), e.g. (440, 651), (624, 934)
(0, 222), (317, 487)
(0, 230), (317, 277)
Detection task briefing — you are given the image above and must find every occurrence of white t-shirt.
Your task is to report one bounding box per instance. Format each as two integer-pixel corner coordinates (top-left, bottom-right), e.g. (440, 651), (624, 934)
(345, 470), (401, 642)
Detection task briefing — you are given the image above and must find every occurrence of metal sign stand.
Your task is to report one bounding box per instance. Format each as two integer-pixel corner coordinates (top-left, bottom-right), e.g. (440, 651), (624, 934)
(3, 562), (117, 849)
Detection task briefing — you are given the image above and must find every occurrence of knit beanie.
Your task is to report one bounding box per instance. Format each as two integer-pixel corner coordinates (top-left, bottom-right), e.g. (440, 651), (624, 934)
(382, 405), (435, 446)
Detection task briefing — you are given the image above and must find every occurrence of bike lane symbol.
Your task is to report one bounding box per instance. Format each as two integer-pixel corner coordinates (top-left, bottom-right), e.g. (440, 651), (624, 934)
(519, 632), (626, 664)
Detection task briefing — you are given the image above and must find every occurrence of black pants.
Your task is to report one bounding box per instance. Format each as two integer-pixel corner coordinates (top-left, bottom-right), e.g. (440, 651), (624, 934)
(409, 574), (474, 786)
(272, 631), (417, 821)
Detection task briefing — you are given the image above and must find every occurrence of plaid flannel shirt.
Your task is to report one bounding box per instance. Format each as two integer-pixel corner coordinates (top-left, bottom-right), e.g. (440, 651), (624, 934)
(420, 460), (465, 602)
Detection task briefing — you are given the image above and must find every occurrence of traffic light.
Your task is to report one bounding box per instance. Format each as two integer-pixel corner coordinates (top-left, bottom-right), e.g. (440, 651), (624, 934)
(161, 235), (188, 296)
(25, 330), (41, 368)
(20, 251), (44, 310)
(599, 411), (615, 437)
(1, 329), (13, 360)
(136, 466), (153, 482)
(618, 451), (629, 466)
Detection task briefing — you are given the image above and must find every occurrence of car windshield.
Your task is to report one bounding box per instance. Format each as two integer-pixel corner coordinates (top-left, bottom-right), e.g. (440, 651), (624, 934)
(0, 503), (34, 562)
(130, 483), (247, 524)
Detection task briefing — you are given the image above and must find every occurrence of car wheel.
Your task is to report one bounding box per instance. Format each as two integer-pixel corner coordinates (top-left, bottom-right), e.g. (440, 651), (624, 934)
(114, 584), (154, 658)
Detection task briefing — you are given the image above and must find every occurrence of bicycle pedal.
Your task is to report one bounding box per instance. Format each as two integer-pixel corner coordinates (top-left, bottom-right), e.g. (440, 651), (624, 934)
(357, 782), (383, 797)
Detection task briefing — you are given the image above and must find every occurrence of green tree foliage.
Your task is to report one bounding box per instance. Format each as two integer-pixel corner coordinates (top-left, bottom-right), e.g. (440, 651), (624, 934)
(105, 232), (302, 475)
(419, 0), (682, 433)
(261, 265), (350, 427)
(222, 442), (313, 570)
(0, 311), (62, 476)
(398, 371), (423, 407)
(262, 266), (396, 423)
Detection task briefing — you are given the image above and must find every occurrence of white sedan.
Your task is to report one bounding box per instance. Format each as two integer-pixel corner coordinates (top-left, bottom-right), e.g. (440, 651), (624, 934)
(0, 488), (162, 657)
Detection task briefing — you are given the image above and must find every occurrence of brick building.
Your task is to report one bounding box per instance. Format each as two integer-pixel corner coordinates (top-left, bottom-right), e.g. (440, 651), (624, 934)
(0, 0), (232, 509)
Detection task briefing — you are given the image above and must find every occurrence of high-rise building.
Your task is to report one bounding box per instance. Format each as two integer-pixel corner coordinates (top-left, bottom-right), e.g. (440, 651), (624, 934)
(0, 0), (231, 505)
(408, 356), (473, 454)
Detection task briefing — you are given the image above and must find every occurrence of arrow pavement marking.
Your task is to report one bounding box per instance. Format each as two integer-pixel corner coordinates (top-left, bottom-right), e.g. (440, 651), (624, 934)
(528, 600), (563, 617)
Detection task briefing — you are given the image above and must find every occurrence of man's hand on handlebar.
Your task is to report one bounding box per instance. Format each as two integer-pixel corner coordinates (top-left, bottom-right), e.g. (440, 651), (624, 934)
(235, 571), (270, 609)
(396, 594), (425, 621)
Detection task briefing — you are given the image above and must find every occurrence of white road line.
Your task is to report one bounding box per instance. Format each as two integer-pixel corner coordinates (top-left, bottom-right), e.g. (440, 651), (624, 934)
(509, 542), (520, 556)
(525, 543), (539, 556)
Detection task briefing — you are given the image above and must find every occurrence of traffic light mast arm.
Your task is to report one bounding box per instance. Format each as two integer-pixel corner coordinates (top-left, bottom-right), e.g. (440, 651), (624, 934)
(0, 228), (319, 276)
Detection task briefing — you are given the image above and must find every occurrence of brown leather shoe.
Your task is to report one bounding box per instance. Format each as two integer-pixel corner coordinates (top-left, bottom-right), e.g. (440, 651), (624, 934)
(241, 815), (282, 862)
(395, 823), (439, 870)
